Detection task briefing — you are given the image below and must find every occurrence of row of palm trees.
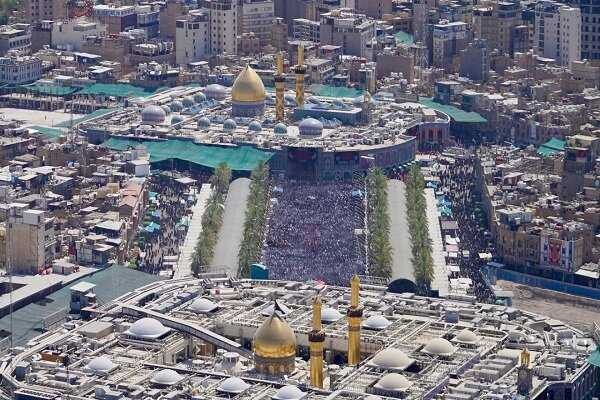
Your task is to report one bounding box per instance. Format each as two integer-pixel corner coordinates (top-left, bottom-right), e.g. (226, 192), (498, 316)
(367, 168), (393, 280)
(238, 161), (270, 278)
(191, 163), (231, 275)
(406, 164), (434, 294)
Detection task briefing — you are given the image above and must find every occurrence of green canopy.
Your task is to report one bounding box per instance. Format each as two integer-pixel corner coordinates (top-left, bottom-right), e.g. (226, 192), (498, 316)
(419, 98), (487, 124)
(78, 83), (161, 98)
(102, 137), (273, 172)
(587, 350), (600, 367)
(309, 84), (364, 98)
(20, 84), (79, 97)
(537, 137), (566, 157)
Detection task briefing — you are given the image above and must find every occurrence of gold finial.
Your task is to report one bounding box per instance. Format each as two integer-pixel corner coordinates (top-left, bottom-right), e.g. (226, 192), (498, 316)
(520, 347), (530, 368)
(350, 275), (360, 308)
(312, 295), (322, 331)
(298, 44), (304, 66)
(276, 52), (283, 75)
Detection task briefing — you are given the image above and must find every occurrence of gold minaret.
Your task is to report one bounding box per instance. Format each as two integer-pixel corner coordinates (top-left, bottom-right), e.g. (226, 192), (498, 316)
(294, 44), (306, 107)
(309, 295), (325, 388)
(347, 275), (362, 366)
(275, 52), (285, 121)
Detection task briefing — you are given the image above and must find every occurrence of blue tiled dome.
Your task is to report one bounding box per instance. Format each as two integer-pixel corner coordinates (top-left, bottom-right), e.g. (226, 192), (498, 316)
(223, 118), (237, 130)
(248, 120), (262, 132)
(274, 122), (288, 134)
(299, 117), (323, 135)
(197, 117), (211, 128)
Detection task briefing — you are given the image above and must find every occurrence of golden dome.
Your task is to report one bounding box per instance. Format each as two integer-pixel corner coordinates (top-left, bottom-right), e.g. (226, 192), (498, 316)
(253, 311), (296, 359)
(232, 65), (266, 103)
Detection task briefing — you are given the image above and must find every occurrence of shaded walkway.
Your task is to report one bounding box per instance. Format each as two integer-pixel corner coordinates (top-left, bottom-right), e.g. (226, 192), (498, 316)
(174, 184), (213, 278)
(388, 180), (415, 284)
(212, 178), (251, 276)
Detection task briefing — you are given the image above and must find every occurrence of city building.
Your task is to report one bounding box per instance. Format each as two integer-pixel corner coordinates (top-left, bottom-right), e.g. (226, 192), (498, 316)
(271, 17), (288, 50)
(459, 38), (490, 82)
(0, 24), (32, 56)
(175, 9), (210, 65)
(534, 1), (581, 67)
(240, 0), (274, 46)
(319, 9), (375, 58)
(495, 1), (522, 55)
(51, 18), (107, 52)
(205, 0), (238, 55)
(293, 18), (320, 42)
(432, 21), (469, 71)
(573, 0), (600, 60)
(355, 0), (393, 19)
(0, 54), (42, 84)
(6, 204), (55, 275)
(23, 0), (67, 23)
(160, 0), (190, 41)
(137, 4), (160, 39)
(93, 5), (137, 35)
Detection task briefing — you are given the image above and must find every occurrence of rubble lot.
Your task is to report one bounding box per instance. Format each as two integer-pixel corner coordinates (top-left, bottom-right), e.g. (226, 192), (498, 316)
(497, 280), (600, 333)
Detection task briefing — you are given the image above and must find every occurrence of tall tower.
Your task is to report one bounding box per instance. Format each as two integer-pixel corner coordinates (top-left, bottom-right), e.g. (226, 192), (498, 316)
(275, 52), (285, 121)
(347, 275), (363, 366)
(294, 44), (306, 107)
(309, 296), (325, 388)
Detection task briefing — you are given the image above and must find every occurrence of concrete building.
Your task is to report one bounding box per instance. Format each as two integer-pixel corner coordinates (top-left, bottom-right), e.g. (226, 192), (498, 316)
(6, 205), (55, 275)
(175, 9), (210, 66)
(571, 59), (600, 87)
(473, 5), (496, 50)
(271, 17), (288, 50)
(204, 0), (238, 55)
(0, 54), (42, 85)
(495, 1), (522, 55)
(534, 1), (581, 67)
(160, 0), (190, 41)
(240, 0), (274, 46)
(51, 18), (107, 52)
(573, 0), (600, 60)
(0, 25), (32, 56)
(319, 9), (375, 58)
(274, 0), (318, 35)
(459, 38), (490, 82)
(93, 5), (137, 35)
(355, 0), (393, 19)
(432, 21), (469, 71)
(293, 18), (320, 42)
(23, 0), (66, 23)
(136, 5), (160, 39)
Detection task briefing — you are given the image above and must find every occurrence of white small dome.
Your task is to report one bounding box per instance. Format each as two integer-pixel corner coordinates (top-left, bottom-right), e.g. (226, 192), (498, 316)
(126, 317), (169, 339)
(171, 115), (184, 125)
(274, 122), (287, 134)
(224, 118), (237, 130)
(368, 348), (414, 370)
(454, 329), (479, 344)
(298, 117), (323, 136)
(422, 337), (456, 356)
(169, 100), (183, 112)
(182, 96), (194, 108)
(189, 297), (218, 313)
(150, 369), (183, 386)
(248, 120), (262, 132)
(272, 385), (305, 400)
(161, 105), (171, 115)
(194, 92), (207, 103)
(218, 377), (250, 393)
(141, 105), (166, 124)
(198, 116), (211, 128)
(374, 373), (411, 391)
(86, 356), (116, 373)
(205, 84), (227, 100)
(321, 307), (343, 323)
(363, 315), (392, 330)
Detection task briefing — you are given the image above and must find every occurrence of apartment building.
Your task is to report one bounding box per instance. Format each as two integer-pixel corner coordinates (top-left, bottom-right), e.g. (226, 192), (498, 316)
(51, 18), (107, 52)
(23, 0), (67, 23)
(6, 204), (55, 275)
(293, 18), (320, 42)
(0, 55), (42, 85)
(204, 0), (238, 55)
(432, 20), (469, 71)
(319, 9), (375, 58)
(534, 1), (581, 66)
(240, 0), (274, 46)
(175, 9), (210, 65)
(0, 24), (32, 56)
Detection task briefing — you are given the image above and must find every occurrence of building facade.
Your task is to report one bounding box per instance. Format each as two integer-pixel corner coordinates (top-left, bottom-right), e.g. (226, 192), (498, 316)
(293, 18), (320, 42)
(0, 55), (42, 85)
(51, 19), (107, 52)
(459, 38), (490, 82)
(175, 9), (210, 65)
(534, 1), (581, 66)
(7, 205), (55, 275)
(23, 0), (67, 23)
(319, 10), (375, 58)
(0, 25), (32, 56)
(240, 0), (274, 46)
(205, 0), (238, 55)
(432, 21), (469, 71)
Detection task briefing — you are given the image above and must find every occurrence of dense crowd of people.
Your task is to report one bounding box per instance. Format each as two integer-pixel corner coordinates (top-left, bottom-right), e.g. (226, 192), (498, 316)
(438, 155), (496, 302)
(136, 178), (196, 274)
(262, 181), (366, 286)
